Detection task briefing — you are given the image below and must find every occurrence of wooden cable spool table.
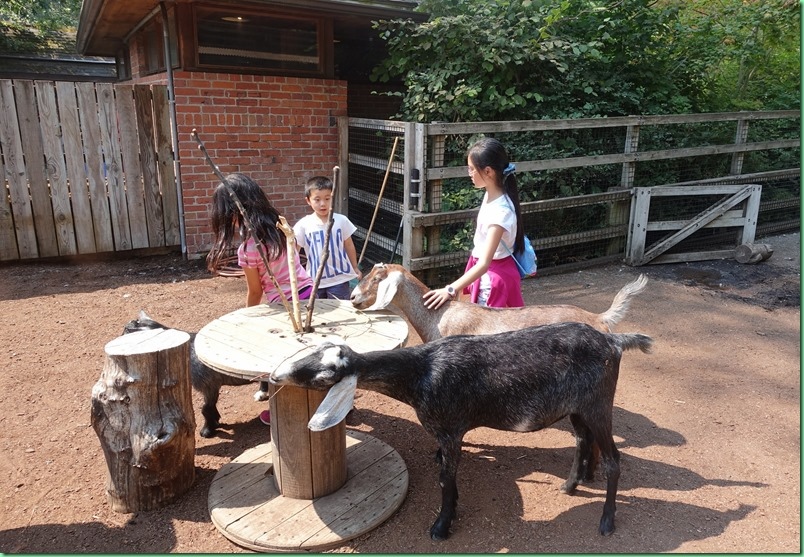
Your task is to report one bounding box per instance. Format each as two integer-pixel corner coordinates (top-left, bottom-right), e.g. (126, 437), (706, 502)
(194, 299), (409, 552)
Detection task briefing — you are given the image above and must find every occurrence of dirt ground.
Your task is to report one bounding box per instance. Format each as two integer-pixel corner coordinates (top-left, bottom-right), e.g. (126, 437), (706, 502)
(0, 232), (799, 554)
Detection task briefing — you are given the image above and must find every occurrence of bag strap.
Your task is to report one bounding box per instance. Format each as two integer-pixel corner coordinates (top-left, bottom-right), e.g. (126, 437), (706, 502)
(501, 239), (528, 276)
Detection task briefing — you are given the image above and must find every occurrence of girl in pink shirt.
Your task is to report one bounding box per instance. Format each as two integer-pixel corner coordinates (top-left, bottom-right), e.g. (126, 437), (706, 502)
(206, 173), (313, 306)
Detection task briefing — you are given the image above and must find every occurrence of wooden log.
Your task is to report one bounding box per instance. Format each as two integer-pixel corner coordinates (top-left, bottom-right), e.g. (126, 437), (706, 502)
(735, 243), (774, 264)
(91, 328), (196, 512)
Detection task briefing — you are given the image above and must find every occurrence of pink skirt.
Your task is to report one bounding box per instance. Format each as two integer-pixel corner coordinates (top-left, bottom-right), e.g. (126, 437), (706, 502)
(463, 256), (524, 308)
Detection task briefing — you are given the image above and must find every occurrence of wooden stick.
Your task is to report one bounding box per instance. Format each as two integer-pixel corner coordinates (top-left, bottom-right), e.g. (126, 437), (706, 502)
(191, 129), (298, 330)
(304, 166), (339, 332)
(277, 216), (302, 331)
(358, 136), (399, 266)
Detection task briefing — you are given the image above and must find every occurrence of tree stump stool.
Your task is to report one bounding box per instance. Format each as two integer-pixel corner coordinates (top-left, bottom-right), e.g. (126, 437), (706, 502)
(91, 328), (196, 513)
(735, 243), (774, 264)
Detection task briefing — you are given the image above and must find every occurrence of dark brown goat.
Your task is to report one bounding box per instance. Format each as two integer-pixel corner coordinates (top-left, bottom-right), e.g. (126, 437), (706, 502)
(270, 322), (653, 540)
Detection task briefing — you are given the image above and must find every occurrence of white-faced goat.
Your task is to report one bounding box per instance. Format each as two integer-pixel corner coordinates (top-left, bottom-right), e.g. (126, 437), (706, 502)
(270, 322), (653, 540)
(350, 263), (647, 342)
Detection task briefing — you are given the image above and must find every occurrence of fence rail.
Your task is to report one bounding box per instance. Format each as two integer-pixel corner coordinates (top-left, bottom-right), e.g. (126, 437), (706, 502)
(0, 79), (178, 262)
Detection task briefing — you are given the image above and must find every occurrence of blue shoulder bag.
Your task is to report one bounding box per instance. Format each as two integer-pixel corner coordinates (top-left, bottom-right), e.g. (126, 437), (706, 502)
(501, 195), (537, 278)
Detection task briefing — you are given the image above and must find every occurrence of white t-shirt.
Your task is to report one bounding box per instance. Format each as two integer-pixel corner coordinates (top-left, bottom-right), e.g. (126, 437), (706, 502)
(294, 213), (359, 289)
(471, 193), (517, 260)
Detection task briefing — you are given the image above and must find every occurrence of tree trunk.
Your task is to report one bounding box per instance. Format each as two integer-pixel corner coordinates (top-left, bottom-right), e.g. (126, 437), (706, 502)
(735, 243), (774, 264)
(91, 328), (196, 512)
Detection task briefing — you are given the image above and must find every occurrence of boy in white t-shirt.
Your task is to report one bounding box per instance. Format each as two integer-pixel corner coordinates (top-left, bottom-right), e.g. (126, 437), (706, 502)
(294, 176), (362, 299)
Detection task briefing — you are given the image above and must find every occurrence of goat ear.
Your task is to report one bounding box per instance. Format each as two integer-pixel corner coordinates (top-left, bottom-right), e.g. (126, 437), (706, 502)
(366, 271), (403, 311)
(138, 309), (151, 320)
(308, 375), (357, 431)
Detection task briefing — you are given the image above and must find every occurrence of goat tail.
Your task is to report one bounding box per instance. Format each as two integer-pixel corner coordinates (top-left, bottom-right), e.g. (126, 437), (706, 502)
(614, 332), (653, 354)
(599, 274), (648, 330)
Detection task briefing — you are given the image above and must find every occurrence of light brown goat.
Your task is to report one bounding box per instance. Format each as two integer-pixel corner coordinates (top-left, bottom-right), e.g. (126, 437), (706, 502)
(350, 263), (647, 342)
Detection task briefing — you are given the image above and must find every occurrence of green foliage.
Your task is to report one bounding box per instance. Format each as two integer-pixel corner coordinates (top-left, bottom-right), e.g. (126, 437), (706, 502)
(668, 0), (800, 112)
(0, 0), (82, 53)
(373, 0), (702, 122)
(372, 0), (799, 122)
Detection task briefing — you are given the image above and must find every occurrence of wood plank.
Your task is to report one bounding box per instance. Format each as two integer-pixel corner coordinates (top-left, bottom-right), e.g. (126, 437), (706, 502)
(425, 139), (798, 180)
(151, 86), (180, 246)
(36, 81), (77, 256)
(309, 388), (347, 498)
(13, 80), (58, 257)
(253, 448), (407, 548)
(116, 84), (149, 249)
(647, 184), (746, 197)
(273, 385), (315, 499)
(0, 101), (18, 261)
(625, 187), (650, 265)
(76, 82), (114, 252)
(56, 81), (95, 254)
(422, 109), (800, 136)
(96, 83), (132, 251)
(209, 458), (274, 509)
(302, 463), (408, 547)
(134, 84), (165, 247)
(740, 185), (762, 245)
(646, 211), (747, 231)
(648, 249), (735, 264)
(0, 80), (35, 258)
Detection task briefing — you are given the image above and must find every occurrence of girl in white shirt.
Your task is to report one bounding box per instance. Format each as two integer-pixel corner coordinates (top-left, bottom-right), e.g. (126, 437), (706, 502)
(423, 137), (526, 309)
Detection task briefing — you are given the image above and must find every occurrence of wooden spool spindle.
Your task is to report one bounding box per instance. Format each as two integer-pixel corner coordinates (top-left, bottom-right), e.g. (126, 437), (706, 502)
(269, 385), (347, 499)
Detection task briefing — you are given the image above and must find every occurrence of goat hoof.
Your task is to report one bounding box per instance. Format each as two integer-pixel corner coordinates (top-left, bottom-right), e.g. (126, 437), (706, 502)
(253, 389), (270, 402)
(560, 480), (578, 494)
(199, 426), (215, 438)
(429, 524), (450, 541)
(598, 516), (615, 536)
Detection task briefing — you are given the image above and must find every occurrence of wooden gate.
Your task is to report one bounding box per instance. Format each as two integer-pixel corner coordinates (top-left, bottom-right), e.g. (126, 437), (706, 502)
(625, 184), (762, 265)
(0, 79), (179, 261)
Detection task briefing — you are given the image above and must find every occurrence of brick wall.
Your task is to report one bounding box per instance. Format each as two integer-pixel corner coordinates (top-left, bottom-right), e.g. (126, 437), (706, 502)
(131, 67), (347, 258)
(177, 72), (346, 257)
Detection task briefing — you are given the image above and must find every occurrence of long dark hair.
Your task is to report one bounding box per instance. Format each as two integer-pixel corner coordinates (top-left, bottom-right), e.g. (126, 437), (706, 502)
(467, 138), (525, 254)
(206, 173), (285, 272)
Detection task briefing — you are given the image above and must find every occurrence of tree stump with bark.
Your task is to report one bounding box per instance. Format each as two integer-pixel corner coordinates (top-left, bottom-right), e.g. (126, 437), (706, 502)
(91, 328), (196, 513)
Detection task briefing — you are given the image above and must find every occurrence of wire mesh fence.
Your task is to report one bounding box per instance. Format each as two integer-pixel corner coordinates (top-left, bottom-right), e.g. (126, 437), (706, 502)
(345, 121), (405, 270)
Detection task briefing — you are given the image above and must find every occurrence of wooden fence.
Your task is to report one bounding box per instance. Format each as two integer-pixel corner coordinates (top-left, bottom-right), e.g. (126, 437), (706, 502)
(0, 79), (178, 261)
(341, 110), (800, 283)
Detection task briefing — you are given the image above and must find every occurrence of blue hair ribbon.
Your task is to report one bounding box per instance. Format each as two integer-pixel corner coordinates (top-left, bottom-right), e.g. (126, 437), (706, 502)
(503, 163), (516, 177)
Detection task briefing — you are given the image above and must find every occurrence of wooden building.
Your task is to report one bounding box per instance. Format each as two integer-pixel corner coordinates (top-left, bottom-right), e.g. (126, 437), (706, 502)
(75, 0), (423, 258)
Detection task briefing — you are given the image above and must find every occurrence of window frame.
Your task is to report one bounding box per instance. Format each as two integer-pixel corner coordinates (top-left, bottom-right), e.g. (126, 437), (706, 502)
(190, 3), (334, 79)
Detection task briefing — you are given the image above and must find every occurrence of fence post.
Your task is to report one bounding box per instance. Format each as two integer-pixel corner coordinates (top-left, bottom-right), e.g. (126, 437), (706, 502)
(608, 121), (641, 255)
(403, 123), (426, 269)
(731, 118), (750, 175)
(425, 132), (446, 284)
(336, 116), (350, 216)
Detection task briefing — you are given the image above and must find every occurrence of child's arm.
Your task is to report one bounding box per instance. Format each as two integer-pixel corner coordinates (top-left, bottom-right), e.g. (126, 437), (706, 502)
(343, 236), (362, 280)
(243, 267), (264, 307)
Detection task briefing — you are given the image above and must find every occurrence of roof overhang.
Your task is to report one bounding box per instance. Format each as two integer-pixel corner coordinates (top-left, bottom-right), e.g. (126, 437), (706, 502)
(77, 0), (424, 57)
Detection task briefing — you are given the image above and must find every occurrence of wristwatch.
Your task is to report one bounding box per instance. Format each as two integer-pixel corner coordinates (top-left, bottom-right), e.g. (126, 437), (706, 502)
(445, 285), (456, 298)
